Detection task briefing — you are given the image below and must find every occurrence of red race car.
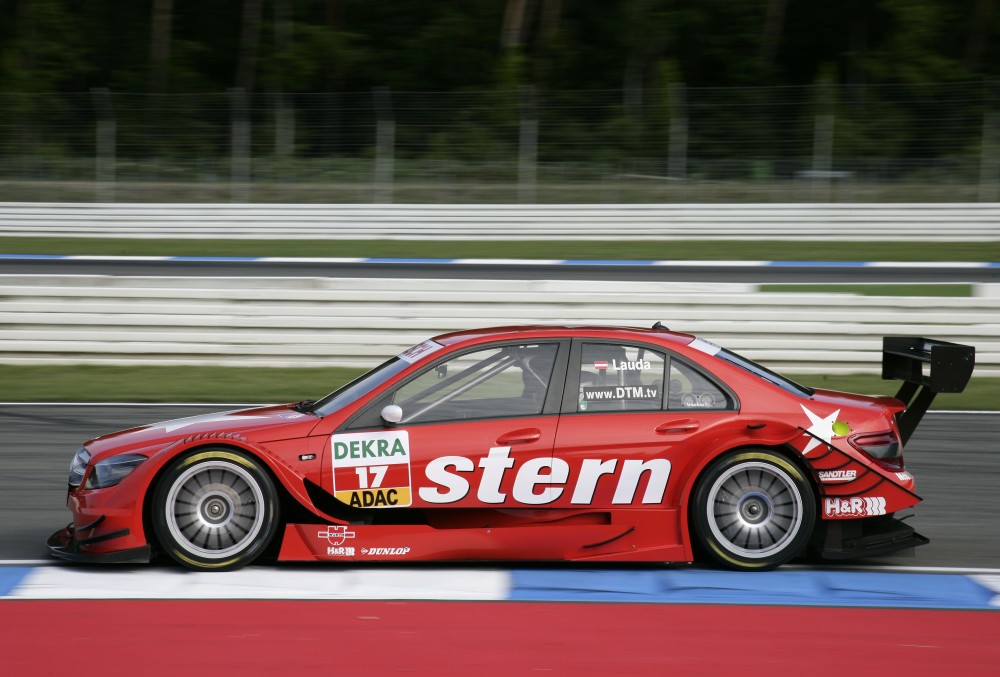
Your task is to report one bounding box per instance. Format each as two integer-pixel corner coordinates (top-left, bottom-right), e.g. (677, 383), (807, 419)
(49, 325), (974, 571)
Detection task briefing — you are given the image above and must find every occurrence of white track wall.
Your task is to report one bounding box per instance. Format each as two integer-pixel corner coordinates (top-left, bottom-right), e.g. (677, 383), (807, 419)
(2, 275), (997, 375)
(2, 203), (999, 241)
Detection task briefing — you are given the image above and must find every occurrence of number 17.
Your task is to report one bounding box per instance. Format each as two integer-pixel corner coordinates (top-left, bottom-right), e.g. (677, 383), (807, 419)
(355, 465), (388, 489)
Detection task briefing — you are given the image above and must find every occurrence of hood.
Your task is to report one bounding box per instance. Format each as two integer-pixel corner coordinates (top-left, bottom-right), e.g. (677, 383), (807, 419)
(85, 404), (319, 456)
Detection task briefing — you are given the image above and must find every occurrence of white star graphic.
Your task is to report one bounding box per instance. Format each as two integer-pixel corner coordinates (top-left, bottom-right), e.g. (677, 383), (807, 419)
(150, 412), (270, 434)
(800, 404), (841, 454)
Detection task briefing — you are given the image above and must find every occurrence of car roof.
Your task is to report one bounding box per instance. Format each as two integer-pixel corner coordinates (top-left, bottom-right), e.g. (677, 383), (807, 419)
(432, 325), (696, 348)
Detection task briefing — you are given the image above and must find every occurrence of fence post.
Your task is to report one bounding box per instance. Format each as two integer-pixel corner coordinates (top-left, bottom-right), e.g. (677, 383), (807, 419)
(90, 87), (116, 202)
(668, 82), (687, 179)
(809, 75), (837, 201)
(519, 86), (538, 203)
(980, 80), (999, 202)
(273, 0), (294, 161)
(275, 93), (294, 159)
(811, 112), (835, 199)
(373, 86), (395, 203)
(230, 87), (251, 202)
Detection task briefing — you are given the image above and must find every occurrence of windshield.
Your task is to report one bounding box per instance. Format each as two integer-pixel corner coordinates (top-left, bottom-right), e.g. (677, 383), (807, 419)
(309, 357), (411, 417)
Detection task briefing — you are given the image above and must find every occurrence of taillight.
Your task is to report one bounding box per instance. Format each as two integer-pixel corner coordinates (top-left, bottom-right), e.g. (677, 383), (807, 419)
(849, 430), (903, 470)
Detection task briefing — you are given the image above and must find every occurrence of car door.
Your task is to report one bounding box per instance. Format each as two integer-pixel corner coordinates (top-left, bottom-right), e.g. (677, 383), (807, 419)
(550, 339), (737, 512)
(330, 340), (569, 510)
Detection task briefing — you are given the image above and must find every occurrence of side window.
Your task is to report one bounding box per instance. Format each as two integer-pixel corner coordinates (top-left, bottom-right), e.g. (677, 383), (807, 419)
(387, 343), (559, 425)
(578, 343), (665, 412)
(668, 360), (732, 410)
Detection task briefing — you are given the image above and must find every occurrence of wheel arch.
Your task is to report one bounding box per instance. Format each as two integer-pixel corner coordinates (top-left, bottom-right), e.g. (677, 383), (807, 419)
(677, 442), (819, 558)
(139, 439), (316, 555)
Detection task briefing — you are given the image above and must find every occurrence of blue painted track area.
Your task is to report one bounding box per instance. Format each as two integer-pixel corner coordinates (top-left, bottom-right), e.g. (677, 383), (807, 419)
(0, 567), (32, 597)
(510, 568), (1000, 609)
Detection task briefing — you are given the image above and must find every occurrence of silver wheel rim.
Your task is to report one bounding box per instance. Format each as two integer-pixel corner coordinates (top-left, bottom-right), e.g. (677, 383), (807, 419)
(165, 460), (265, 560)
(706, 461), (803, 559)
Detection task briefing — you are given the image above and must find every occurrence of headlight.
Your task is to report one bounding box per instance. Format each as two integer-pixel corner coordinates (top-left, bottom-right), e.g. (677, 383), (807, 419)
(86, 454), (148, 489)
(68, 447), (91, 487)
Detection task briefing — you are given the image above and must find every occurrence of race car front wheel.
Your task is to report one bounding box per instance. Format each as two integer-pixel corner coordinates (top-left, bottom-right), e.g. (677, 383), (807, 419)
(152, 449), (281, 571)
(691, 449), (815, 571)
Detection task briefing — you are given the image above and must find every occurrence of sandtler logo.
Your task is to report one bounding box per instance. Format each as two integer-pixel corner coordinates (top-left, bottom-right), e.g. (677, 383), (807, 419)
(818, 470), (857, 483)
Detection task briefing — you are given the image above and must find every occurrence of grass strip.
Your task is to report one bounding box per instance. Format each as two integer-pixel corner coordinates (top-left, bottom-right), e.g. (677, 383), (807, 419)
(758, 284), (974, 297)
(802, 373), (997, 411)
(2, 365), (996, 410)
(0, 365), (361, 404)
(1, 237), (998, 262)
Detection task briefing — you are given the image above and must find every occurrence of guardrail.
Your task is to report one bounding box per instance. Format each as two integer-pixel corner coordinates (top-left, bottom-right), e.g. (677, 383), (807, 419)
(1, 275), (996, 375)
(1, 203), (999, 241)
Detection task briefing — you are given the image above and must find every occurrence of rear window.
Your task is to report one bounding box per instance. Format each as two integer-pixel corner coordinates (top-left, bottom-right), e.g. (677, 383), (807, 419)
(689, 338), (814, 397)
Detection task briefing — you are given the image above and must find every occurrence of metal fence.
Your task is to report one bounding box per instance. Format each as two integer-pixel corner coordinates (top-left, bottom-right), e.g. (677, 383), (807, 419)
(1, 81), (998, 203)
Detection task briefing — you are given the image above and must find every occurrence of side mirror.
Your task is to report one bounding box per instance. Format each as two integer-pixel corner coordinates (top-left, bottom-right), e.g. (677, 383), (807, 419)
(380, 404), (403, 427)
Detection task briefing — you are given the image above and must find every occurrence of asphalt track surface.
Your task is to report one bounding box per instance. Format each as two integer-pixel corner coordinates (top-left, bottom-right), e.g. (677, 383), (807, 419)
(3, 257), (1000, 282)
(1, 405), (997, 568)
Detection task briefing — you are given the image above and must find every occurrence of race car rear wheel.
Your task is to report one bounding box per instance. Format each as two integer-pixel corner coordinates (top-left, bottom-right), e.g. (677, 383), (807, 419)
(691, 449), (815, 571)
(152, 449), (280, 571)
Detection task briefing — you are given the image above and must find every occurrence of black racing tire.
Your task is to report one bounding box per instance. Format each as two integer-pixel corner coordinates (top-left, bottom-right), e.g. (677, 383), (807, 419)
(151, 448), (281, 571)
(691, 449), (815, 571)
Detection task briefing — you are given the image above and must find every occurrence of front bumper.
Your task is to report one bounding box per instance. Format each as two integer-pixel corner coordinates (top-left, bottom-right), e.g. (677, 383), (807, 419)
(47, 523), (151, 565)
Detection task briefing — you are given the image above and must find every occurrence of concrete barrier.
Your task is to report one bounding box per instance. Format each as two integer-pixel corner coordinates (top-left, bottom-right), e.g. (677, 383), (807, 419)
(2, 202), (999, 241)
(2, 274), (996, 375)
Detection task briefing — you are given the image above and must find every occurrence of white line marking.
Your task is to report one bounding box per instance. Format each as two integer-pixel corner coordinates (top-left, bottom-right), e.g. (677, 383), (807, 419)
(971, 575), (1000, 607)
(4, 567), (513, 601)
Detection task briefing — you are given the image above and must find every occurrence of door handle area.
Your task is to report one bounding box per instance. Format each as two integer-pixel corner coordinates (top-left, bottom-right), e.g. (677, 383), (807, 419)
(655, 420), (700, 434)
(496, 428), (542, 445)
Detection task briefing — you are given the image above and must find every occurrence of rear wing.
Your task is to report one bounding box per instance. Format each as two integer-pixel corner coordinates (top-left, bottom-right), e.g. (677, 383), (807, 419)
(882, 337), (975, 445)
